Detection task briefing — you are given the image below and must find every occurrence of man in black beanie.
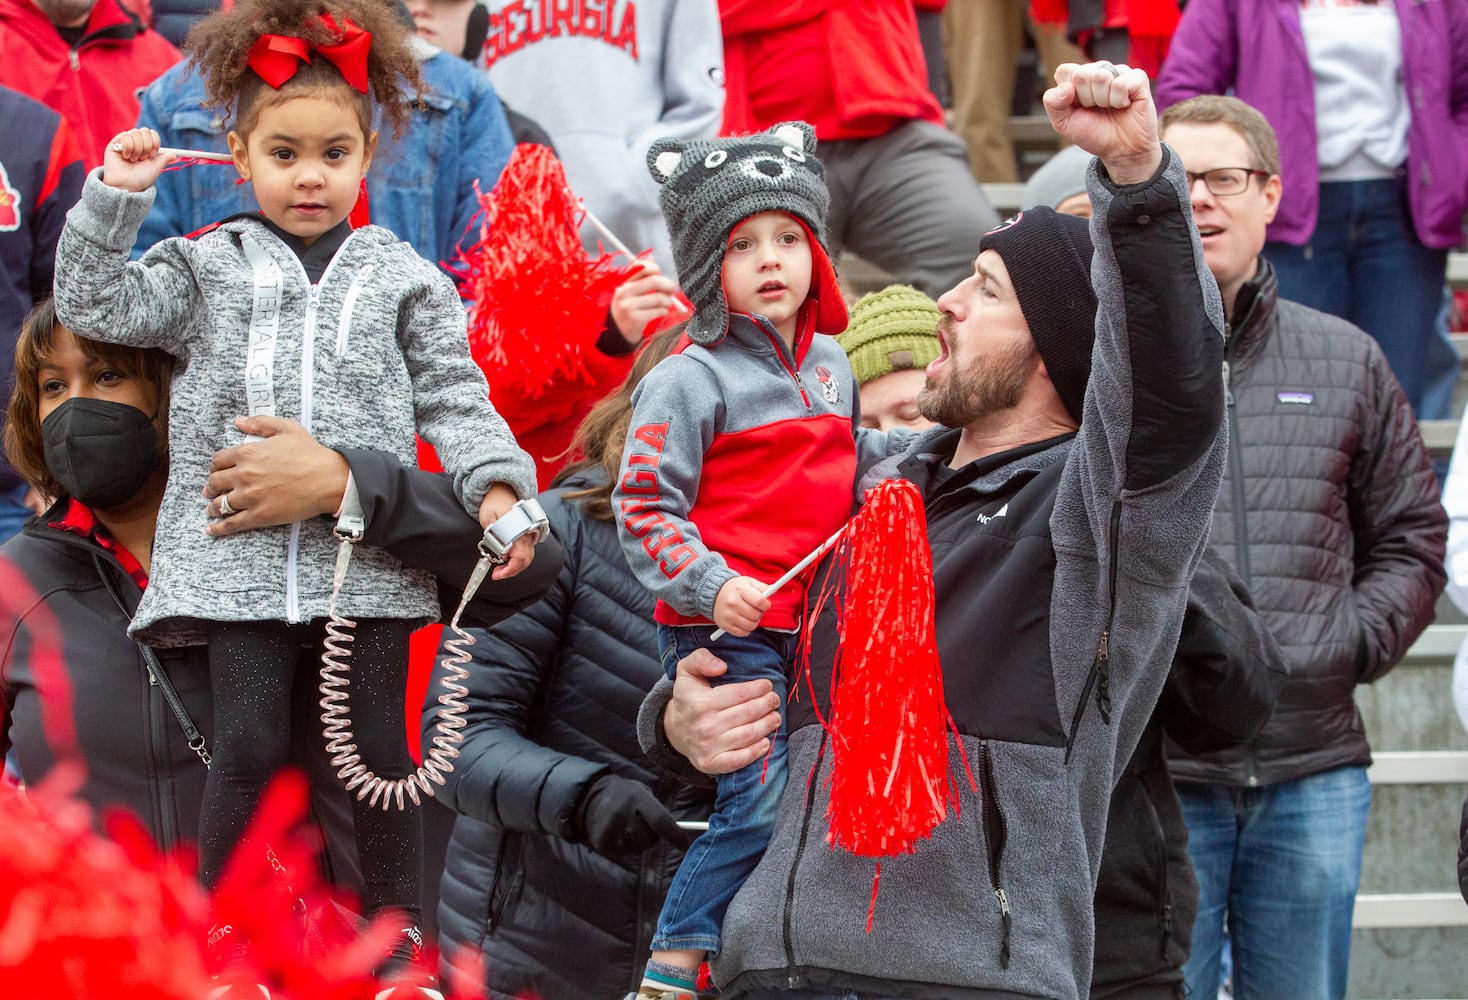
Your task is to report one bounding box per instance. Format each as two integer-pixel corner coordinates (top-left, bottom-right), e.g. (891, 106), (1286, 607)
(637, 61), (1230, 1000)
(918, 205), (1098, 435)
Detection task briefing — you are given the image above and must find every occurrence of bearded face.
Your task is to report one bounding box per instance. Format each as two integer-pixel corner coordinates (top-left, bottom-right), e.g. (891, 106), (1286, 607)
(918, 316), (1038, 428)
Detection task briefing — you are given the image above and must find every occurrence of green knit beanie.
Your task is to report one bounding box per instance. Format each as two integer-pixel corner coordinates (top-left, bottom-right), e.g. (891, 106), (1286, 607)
(835, 284), (943, 387)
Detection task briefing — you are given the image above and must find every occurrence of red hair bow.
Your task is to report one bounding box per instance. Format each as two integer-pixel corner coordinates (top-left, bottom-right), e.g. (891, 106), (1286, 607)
(246, 14), (372, 94)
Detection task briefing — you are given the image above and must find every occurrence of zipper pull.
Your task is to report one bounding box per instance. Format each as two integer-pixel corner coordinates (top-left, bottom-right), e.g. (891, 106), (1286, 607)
(308, 285), (322, 310)
(1095, 630), (1112, 724)
(1222, 360), (1234, 408)
(995, 886), (1012, 969)
(792, 369), (811, 408)
(1096, 630), (1109, 661)
(69, 49), (80, 71)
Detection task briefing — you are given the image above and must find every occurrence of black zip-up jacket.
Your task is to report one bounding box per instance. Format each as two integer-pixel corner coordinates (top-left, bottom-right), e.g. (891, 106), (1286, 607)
(640, 151), (1228, 1000)
(0, 448), (561, 853)
(1166, 262), (1446, 788)
(1091, 547), (1287, 998)
(427, 471), (714, 1000)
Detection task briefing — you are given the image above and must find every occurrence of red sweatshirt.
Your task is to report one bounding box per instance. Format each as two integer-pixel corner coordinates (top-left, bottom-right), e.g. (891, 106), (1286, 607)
(719, 0), (943, 140)
(0, 0), (180, 170)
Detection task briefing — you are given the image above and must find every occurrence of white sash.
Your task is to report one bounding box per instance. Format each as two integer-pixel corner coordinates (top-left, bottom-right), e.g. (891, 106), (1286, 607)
(239, 232), (282, 428)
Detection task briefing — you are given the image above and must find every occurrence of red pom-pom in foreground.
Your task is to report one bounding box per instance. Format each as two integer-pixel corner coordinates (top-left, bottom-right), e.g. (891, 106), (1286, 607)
(0, 773), (489, 999)
(801, 478), (973, 931)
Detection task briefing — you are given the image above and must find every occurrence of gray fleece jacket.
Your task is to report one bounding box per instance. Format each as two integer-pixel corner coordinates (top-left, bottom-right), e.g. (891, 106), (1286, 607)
(639, 149), (1228, 999)
(54, 170), (536, 647)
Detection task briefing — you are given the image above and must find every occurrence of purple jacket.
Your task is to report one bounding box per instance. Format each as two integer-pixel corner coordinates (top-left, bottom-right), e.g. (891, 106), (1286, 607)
(1156, 0), (1468, 249)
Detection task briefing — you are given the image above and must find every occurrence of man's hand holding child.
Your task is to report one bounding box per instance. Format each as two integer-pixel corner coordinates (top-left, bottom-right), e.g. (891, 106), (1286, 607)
(102, 128), (178, 193)
(479, 482), (537, 580)
(713, 576), (770, 637)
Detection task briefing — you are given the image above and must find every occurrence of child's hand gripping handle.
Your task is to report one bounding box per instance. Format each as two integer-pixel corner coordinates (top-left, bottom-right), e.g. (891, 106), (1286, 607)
(708, 523), (849, 642)
(102, 128), (179, 193)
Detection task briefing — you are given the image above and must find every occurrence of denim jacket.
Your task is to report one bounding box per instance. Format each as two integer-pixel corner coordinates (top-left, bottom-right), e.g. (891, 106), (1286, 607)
(133, 42), (514, 276)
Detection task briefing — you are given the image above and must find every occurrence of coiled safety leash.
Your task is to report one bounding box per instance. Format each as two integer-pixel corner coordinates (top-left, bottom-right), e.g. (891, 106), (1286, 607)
(318, 487), (549, 810)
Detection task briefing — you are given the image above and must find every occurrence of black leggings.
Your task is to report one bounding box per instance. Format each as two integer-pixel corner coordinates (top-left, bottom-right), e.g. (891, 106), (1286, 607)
(198, 617), (421, 921)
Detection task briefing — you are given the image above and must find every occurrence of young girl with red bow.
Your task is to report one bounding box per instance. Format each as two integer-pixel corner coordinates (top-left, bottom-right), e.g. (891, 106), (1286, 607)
(50, 0), (540, 994)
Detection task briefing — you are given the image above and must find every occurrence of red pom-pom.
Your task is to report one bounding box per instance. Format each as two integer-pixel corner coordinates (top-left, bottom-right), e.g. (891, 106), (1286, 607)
(0, 773), (213, 999)
(453, 144), (640, 404)
(801, 479), (974, 930)
(0, 773), (484, 999)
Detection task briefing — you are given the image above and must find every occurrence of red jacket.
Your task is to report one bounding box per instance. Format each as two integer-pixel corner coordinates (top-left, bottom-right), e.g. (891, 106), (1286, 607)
(0, 0), (180, 171)
(719, 0), (943, 140)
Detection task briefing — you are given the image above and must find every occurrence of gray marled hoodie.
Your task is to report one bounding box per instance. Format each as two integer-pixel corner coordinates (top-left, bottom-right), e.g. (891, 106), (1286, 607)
(638, 149), (1228, 999)
(54, 170), (536, 647)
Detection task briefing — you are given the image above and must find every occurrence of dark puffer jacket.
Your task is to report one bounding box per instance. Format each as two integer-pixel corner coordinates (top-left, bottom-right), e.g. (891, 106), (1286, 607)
(429, 471), (714, 1000)
(1092, 547), (1287, 998)
(1167, 262), (1446, 788)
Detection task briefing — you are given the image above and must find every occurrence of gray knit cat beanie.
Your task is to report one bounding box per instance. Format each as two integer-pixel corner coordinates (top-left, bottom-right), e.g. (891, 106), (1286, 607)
(979, 207), (1097, 424)
(648, 121), (847, 345)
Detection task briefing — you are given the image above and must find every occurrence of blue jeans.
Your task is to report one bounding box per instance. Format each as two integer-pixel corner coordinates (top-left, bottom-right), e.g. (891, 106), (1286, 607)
(0, 483), (34, 543)
(653, 624), (794, 955)
(1264, 177), (1454, 420)
(1177, 766), (1372, 1000)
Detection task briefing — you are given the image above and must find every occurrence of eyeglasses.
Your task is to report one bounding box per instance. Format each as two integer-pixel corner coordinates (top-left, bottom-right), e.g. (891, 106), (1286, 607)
(1184, 167), (1270, 197)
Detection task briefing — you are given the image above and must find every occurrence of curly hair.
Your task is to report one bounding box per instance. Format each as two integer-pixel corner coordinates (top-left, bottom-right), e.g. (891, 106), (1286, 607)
(184, 0), (421, 139)
(5, 300), (174, 503)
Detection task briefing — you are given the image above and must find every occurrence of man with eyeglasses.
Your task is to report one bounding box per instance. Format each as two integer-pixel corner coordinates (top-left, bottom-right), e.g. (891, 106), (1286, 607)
(1157, 95), (1446, 1000)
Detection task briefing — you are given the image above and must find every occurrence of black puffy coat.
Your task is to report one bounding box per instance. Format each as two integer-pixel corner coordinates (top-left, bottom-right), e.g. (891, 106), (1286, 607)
(1091, 548), (1287, 997)
(428, 471), (713, 1000)
(1168, 262), (1445, 788)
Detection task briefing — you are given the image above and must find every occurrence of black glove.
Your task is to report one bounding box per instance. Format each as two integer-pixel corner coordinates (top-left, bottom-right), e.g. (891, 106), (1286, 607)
(574, 775), (690, 856)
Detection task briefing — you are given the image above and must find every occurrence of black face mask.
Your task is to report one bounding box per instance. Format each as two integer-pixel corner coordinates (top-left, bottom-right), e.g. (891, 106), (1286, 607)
(40, 397), (162, 510)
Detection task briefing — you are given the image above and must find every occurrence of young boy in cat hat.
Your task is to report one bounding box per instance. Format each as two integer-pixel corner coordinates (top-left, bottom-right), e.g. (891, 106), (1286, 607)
(612, 121), (899, 999)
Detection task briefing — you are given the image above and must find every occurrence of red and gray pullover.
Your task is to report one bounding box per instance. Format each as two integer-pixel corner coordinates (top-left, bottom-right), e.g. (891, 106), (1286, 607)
(613, 306), (893, 629)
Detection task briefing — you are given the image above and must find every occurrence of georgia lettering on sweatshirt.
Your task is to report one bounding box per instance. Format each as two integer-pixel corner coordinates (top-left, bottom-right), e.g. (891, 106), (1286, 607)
(483, 0), (639, 64)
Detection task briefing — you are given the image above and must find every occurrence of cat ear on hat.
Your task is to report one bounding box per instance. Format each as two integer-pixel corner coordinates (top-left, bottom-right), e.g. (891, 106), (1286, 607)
(770, 121), (817, 157)
(648, 137), (687, 185)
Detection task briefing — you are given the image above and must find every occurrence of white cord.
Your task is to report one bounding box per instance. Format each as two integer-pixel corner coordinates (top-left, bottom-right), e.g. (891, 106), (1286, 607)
(318, 536), (480, 811)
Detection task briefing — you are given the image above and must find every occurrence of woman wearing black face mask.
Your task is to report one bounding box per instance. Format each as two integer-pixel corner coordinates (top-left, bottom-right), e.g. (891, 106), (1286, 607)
(0, 299), (563, 857)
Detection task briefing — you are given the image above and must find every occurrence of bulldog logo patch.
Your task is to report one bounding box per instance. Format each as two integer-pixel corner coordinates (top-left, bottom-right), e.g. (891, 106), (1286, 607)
(815, 364), (840, 404)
